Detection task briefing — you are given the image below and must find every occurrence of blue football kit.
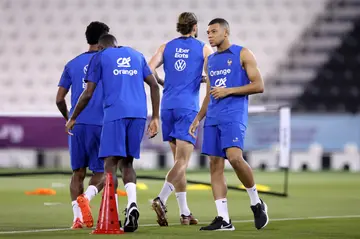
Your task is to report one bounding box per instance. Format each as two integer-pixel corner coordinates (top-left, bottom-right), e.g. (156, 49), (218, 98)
(202, 45), (250, 158)
(86, 46), (152, 159)
(161, 36), (205, 145)
(58, 51), (104, 172)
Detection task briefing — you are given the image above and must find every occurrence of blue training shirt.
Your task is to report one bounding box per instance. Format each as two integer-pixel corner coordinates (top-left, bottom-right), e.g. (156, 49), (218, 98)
(58, 51), (103, 126)
(85, 46), (152, 122)
(162, 37), (205, 111)
(205, 45), (250, 126)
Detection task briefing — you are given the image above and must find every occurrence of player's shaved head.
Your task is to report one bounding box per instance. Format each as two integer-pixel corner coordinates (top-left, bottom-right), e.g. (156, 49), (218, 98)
(208, 18), (230, 35)
(85, 21), (110, 45)
(177, 12), (198, 37)
(98, 34), (117, 49)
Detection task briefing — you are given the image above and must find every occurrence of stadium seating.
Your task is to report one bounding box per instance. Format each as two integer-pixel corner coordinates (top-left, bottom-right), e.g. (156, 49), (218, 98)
(257, 0), (360, 113)
(294, 17), (360, 113)
(2, 0), (359, 173)
(0, 0), (327, 112)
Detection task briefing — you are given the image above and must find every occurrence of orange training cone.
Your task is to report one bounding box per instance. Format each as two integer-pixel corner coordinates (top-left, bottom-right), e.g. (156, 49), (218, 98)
(92, 173), (124, 234)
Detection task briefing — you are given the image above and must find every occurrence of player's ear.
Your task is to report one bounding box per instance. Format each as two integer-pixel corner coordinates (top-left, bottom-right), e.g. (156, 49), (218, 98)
(224, 28), (229, 38)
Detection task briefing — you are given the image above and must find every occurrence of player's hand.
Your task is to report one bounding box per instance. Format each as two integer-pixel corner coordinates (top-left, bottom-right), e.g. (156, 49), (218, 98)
(210, 87), (231, 99)
(147, 117), (159, 139)
(189, 119), (200, 139)
(65, 118), (76, 136)
(201, 75), (207, 83)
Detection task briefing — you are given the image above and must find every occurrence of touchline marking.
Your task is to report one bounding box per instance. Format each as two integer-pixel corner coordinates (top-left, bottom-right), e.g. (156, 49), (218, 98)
(1, 215), (359, 234)
(0, 228), (70, 234)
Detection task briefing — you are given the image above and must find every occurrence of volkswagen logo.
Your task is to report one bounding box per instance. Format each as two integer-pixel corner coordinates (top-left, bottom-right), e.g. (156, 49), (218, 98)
(174, 59), (186, 71)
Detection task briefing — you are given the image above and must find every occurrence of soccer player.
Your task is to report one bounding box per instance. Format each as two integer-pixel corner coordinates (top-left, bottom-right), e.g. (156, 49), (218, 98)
(65, 34), (160, 232)
(56, 21), (109, 229)
(148, 12), (213, 226)
(189, 18), (269, 231)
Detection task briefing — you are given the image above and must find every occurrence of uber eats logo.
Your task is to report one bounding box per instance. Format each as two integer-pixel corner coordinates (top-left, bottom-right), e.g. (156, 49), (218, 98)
(174, 48), (189, 72)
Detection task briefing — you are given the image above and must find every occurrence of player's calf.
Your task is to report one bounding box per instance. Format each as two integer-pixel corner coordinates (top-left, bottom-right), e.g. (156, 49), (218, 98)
(226, 148), (269, 229)
(226, 148), (255, 188)
(70, 169), (86, 200)
(70, 168), (86, 227)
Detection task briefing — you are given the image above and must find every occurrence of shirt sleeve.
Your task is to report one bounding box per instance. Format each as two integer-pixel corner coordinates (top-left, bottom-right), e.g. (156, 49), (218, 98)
(141, 55), (152, 78)
(85, 53), (102, 84)
(58, 65), (71, 89)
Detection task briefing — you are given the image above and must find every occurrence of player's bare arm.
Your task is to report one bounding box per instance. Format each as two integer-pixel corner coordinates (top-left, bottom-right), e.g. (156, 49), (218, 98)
(65, 82), (97, 134)
(210, 48), (264, 99)
(195, 44), (213, 120)
(148, 44), (166, 86)
(189, 55), (211, 138)
(144, 74), (160, 138)
(201, 44), (214, 83)
(154, 71), (165, 87)
(56, 86), (70, 121)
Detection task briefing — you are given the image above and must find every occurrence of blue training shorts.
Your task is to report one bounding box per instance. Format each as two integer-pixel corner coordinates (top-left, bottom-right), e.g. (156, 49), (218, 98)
(69, 124), (103, 172)
(161, 109), (198, 145)
(99, 118), (146, 159)
(201, 122), (246, 158)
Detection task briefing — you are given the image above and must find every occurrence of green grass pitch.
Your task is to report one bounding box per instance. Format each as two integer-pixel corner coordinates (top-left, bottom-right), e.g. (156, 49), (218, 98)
(0, 170), (359, 238)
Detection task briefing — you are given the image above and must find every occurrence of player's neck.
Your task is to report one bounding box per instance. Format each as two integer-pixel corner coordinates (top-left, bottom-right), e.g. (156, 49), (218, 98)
(217, 40), (231, 53)
(181, 34), (193, 38)
(88, 44), (99, 52)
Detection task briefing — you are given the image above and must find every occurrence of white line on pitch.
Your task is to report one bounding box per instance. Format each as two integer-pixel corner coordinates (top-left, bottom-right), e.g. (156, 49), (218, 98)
(0, 215), (359, 234)
(0, 228), (70, 234)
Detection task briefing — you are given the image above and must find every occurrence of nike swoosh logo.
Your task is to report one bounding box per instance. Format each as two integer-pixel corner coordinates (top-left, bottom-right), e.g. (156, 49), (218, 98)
(221, 224), (232, 229)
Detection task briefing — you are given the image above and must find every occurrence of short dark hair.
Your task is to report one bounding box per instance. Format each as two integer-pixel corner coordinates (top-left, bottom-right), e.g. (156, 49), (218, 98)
(176, 12), (198, 35)
(98, 34), (117, 47)
(208, 18), (230, 34)
(85, 21), (110, 45)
